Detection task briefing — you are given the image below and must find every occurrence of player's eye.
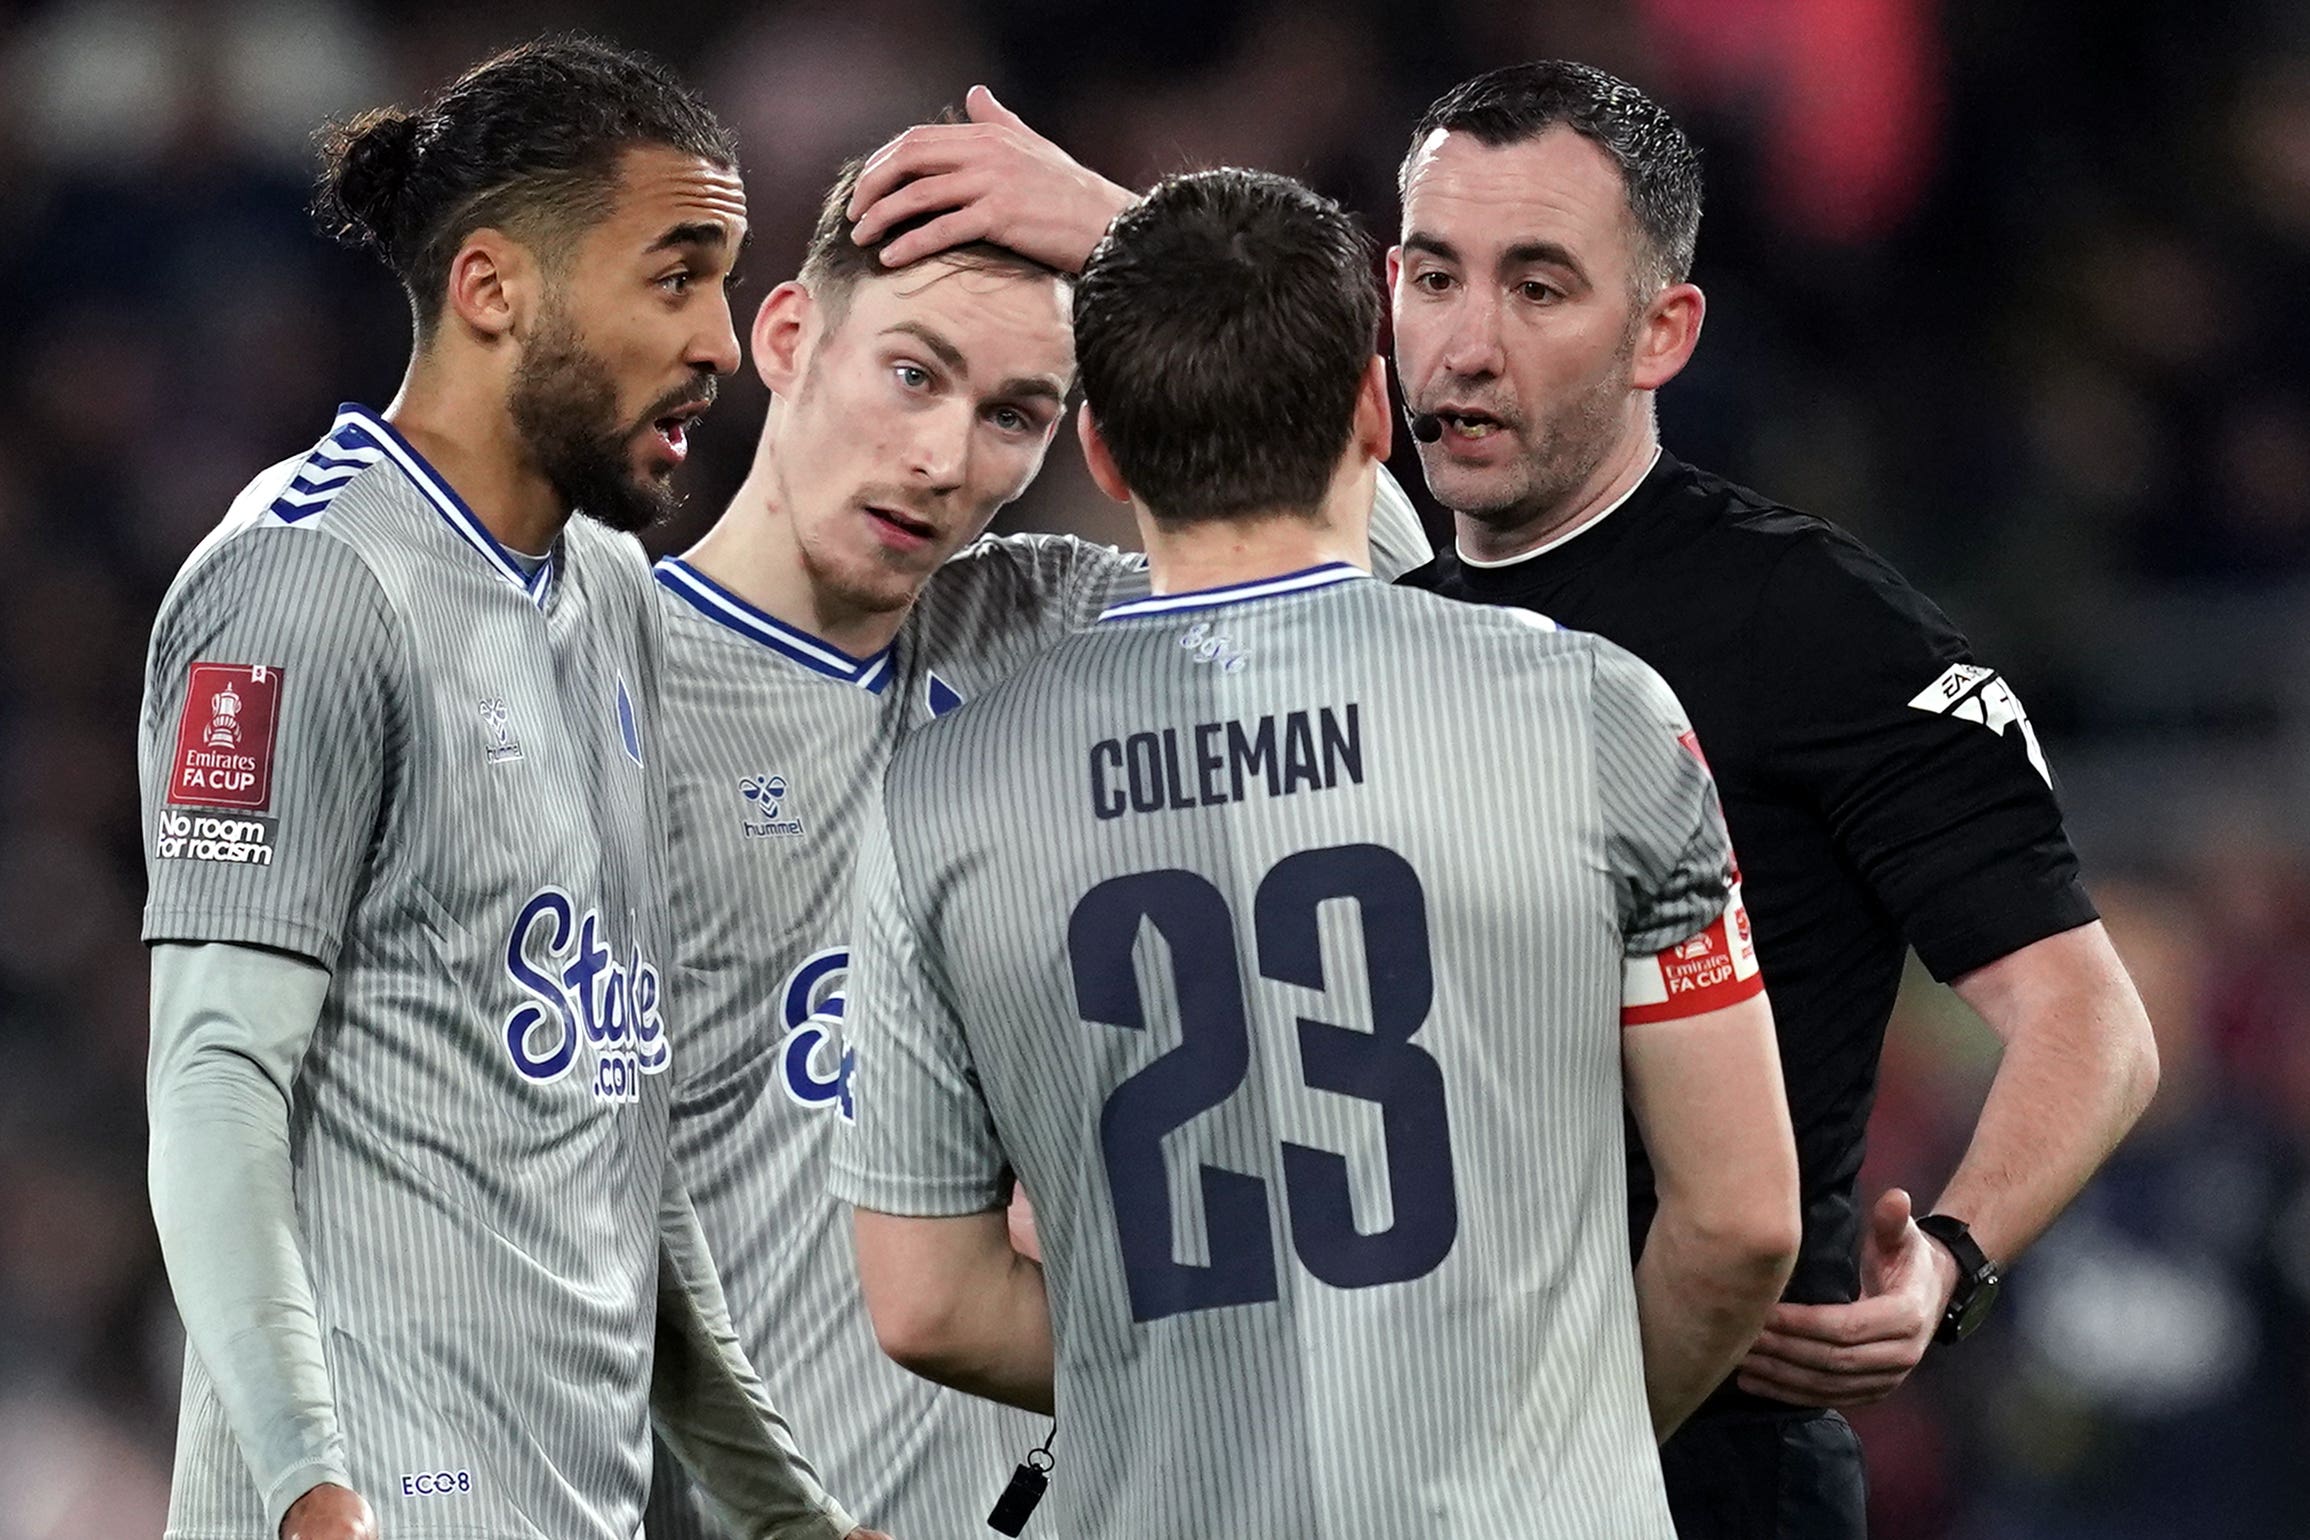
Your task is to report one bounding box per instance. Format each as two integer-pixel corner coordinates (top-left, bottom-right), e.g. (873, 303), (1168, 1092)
(989, 405), (1032, 434)
(894, 363), (933, 392)
(657, 270), (693, 295)
(1517, 279), (1560, 304)
(1412, 270), (1454, 293)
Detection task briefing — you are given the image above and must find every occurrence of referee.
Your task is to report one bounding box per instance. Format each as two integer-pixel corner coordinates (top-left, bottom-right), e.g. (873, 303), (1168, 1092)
(1388, 62), (2159, 1536)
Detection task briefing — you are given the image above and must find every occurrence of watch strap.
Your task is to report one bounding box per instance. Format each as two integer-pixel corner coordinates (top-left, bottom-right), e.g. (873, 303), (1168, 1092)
(1917, 1213), (1999, 1344)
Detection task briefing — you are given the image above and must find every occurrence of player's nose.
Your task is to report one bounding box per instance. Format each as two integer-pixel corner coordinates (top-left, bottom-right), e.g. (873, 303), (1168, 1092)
(906, 403), (971, 493)
(689, 294), (743, 377)
(1438, 290), (1506, 379)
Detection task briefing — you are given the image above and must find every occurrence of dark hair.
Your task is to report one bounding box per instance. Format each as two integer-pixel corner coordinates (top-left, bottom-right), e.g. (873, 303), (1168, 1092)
(313, 34), (737, 338)
(798, 146), (1063, 323)
(1073, 168), (1378, 527)
(1401, 60), (1702, 292)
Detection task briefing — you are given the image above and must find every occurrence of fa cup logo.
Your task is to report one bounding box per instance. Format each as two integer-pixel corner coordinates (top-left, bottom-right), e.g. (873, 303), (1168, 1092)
(205, 682), (244, 749)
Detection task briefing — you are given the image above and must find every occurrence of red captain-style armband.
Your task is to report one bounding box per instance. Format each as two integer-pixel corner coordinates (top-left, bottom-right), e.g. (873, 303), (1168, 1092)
(1621, 883), (1765, 1025)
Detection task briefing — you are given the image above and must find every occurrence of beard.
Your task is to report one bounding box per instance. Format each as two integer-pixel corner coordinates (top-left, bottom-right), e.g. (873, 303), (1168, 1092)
(1422, 323), (1639, 537)
(508, 305), (711, 536)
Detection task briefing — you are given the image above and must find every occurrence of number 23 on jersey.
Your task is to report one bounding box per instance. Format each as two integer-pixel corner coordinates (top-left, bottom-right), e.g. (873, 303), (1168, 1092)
(1068, 842), (1457, 1324)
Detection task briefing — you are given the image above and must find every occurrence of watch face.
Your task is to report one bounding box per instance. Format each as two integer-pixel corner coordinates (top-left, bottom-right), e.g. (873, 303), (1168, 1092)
(1952, 1273), (2001, 1339)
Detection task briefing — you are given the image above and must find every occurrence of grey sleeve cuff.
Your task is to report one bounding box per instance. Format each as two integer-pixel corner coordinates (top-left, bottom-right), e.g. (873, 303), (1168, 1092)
(147, 940), (348, 1527)
(265, 1458), (358, 1539)
(143, 907), (342, 971)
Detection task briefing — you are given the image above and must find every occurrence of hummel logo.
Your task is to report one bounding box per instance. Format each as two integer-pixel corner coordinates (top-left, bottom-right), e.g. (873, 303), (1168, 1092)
(479, 697), (522, 764)
(1908, 664), (2050, 786)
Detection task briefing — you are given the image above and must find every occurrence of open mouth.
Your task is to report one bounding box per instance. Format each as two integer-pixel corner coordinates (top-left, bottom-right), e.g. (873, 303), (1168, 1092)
(650, 401), (710, 460)
(1434, 407), (1508, 440)
(865, 504), (937, 544)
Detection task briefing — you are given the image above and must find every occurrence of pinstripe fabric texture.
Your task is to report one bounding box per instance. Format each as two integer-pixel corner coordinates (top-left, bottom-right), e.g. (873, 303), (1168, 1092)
(141, 406), (681, 1540)
(832, 571), (1734, 1539)
(646, 467), (1426, 1539)
(645, 533), (1146, 1540)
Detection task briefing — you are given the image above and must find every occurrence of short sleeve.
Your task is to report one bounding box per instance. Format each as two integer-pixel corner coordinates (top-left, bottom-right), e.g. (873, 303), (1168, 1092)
(140, 530), (399, 969)
(1589, 641), (1767, 1024)
(917, 533), (1148, 653)
(1051, 534), (1151, 618)
(1752, 532), (2097, 980)
(826, 776), (1008, 1217)
(1592, 641), (1740, 954)
(1367, 464), (1436, 581)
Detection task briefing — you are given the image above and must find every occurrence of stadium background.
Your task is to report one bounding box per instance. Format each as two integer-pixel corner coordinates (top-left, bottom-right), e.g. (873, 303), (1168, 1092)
(0, 0), (2305, 1535)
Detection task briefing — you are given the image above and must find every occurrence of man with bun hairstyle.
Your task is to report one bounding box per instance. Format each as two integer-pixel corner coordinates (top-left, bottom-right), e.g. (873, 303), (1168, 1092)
(137, 35), (876, 1540)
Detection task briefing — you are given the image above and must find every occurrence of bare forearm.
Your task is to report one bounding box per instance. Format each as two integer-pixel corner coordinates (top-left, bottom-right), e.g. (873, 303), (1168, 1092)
(1622, 994), (1800, 1435)
(1635, 1208), (1795, 1439)
(1942, 924), (2159, 1265)
(896, 1249), (1055, 1413)
(855, 1209), (1056, 1414)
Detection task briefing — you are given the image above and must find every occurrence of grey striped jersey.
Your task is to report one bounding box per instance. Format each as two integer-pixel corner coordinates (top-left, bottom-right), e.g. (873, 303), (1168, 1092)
(141, 406), (682, 1540)
(831, 565), (1742, 1540)
(644, 473), (1430, 1540)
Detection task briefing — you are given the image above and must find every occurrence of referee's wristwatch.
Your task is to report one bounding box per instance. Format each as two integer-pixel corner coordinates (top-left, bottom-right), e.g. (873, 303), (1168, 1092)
(1917, 1213), (2001, 1344)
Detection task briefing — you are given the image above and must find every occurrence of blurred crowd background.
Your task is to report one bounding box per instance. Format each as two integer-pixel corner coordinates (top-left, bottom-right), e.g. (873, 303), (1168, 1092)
(1, 0), (2305, 1535)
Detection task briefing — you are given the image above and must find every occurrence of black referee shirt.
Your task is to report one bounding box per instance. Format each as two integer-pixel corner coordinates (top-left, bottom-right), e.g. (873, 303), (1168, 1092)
(1401, 450), (2096, 1406)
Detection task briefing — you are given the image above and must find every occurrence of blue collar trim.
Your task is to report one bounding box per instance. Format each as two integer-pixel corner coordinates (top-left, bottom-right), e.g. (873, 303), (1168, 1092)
(334, 403), (555, 608)
(652, 557), (894, 692)
(1097, 561), (1366, 621)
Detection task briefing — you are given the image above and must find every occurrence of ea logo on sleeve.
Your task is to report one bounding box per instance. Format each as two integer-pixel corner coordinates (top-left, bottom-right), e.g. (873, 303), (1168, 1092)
(776, 947), (854, 1121)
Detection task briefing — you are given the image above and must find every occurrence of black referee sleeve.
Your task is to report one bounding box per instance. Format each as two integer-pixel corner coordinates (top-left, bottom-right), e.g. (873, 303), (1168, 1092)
(1750, 530), (2097, 981)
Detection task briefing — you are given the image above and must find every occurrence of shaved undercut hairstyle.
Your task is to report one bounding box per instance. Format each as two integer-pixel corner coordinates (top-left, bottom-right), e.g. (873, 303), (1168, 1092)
(798, 142), (1065, 327)
(1074, 167), (1379, 528)
(313, 33), (737, 340)
(1403, 60), (1703, 295)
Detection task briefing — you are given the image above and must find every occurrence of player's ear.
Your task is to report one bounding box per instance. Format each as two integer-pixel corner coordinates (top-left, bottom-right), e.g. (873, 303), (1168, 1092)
(753, 281), (814, 394)
(1076, 408), (1132, 505)
(1384, 244), (1405, 295)
(1630, 281), (1705, 393)
(1352, 354), (1393, 466)
(444, 230), (527, 342)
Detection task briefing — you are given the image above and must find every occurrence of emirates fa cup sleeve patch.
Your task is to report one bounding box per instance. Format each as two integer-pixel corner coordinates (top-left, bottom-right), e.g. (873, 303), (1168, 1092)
(158, 662), (282, 865)
(1622, 883), (1765, 1025)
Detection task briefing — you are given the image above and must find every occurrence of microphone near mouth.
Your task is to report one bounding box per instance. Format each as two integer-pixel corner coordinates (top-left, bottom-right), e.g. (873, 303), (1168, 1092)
(1410, 413), (1444, 444)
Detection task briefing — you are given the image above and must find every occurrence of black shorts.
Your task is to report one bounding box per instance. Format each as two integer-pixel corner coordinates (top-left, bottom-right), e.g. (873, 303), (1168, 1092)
(1659, 1406), (1868, 1540)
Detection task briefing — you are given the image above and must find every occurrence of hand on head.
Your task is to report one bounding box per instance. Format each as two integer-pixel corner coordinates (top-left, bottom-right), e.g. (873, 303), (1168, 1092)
(848, 86), (1136, 274)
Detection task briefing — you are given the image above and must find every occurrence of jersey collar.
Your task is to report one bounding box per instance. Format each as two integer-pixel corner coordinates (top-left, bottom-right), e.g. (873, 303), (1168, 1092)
(1097, 561), (1366, 622)
(333, 404), (556, 609)
(1452, 445), (1664, 569)
(652, 557), (895, 693)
